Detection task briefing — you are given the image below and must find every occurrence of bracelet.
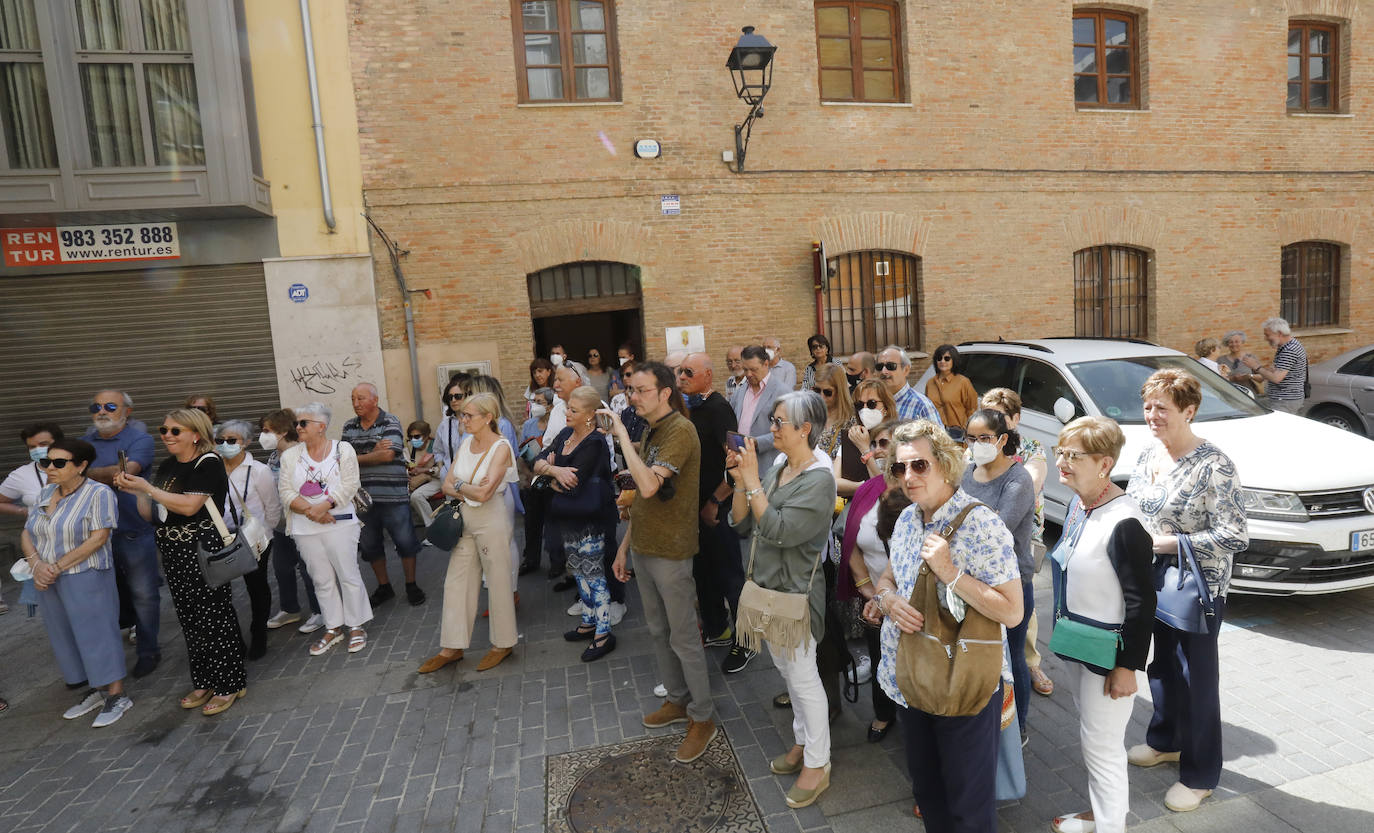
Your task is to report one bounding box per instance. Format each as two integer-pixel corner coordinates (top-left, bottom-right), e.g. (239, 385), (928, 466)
(854, 576), (872, 588)
(948, 570), (965, 593)
(874, 588), (891, 613)
(745, 487), (763, 498)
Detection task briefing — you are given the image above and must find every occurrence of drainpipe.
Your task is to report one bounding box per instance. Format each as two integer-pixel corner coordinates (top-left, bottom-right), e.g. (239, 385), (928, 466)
(812, 240), (825, 336)
(365, 214), (425, 421)
(299, 0), (335, 230)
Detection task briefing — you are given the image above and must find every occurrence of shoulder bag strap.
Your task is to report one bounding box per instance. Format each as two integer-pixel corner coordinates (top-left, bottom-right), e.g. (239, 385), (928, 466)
(203, 496), (233, 546)
(448, 419), (457, 464)
(466, 439), (499, 484)
(937, 501), (985, 541)
(743, 470), (829, 593)
(1176, 535), (1215, 612)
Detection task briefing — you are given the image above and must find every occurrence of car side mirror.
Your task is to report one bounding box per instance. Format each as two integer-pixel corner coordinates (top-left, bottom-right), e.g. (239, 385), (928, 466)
(1053, 397), (1076, 424)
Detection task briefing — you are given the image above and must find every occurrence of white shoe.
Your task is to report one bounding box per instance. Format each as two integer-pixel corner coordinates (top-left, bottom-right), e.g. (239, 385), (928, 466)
(1128, 744), (1181, 767)
(91, 694), (133, 728)
(266, 610), (301, 629)
(1164, 782), (1212, 812)
(567, 600), (585, 616)
(63, 689), (104, 720)
(653, 683), (667, 698)
(126, 626), (137, 645)
(1051, 812), (1096, 833)
(854, 654), (873, 684)
(298, 613), (325, 634)
(608, 601), (627, 626)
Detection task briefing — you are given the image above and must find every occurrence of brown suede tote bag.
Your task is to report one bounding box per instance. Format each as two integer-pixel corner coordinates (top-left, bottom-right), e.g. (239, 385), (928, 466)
(894, 502), (1004, 716)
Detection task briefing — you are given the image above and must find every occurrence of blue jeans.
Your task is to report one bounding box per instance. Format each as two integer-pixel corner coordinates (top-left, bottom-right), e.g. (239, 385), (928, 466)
(359, 501), (424, 563)
(1006, 580), (1035, 735)
(272, 529), (320, 615)
(112, 530), (162, 659)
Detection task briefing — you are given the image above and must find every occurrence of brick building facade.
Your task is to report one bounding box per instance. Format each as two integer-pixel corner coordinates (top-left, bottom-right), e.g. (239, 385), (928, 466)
(347, 0), (1371, 424)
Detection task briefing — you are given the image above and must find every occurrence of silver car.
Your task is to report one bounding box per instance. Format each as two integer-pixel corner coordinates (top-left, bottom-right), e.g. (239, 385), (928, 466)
(1301, 344), (1374, 437)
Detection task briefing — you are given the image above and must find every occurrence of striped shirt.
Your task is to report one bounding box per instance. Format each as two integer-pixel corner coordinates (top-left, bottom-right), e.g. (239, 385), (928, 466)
(893, 383), (944, 426)
(1269, 337), (1308, 402)
(23, 479), (118, 575)
(341, 409), (409, 503)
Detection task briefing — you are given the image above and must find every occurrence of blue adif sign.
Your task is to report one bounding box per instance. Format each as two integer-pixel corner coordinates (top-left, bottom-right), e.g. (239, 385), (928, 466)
(288, 283), (309, 303)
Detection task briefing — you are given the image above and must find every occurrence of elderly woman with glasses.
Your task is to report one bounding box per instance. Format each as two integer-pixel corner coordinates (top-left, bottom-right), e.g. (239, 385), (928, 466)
(278, 403), (372, 658)
(1125, 369), (1246, 814)
(925, 344), (979, 437)
(865, 420), (1023, 832)
(21, 438), (131, 727)
(116, 408), (245, 716)
(260, 409), (324, 636)
(216, 419), (281, 659)
(728, 391), (839, 809)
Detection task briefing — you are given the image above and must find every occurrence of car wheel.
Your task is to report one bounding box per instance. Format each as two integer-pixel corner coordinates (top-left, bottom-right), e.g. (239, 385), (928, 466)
(1308, 404), (1366, 437)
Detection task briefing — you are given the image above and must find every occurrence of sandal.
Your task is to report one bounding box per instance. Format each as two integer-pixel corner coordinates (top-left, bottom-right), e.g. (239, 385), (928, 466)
(180, 689), (212, 710)
(773, 693), (792, 709)
(1051, 812), (1095, 833)
(202, 688), (246, 717)
(1031, 666), (1054, 696)
(310, 628), (344, 656)
(347, 628), (367, 653)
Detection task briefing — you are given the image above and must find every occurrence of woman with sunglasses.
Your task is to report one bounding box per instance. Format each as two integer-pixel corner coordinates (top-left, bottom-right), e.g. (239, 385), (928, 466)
(260, 409), (325, 636)
(1047, 417), (1156, 833)
(584, 348), (619, 403)
(728, 391), (838, 809)
(925, 345), (979, 438)
(115, 408), (246, 716)
(865, 419), (1023, 832)
(216, 419), (280, 660)
(418, 392), (518, 674)
(21, 438), (131, 727)
(847, 379), (899, 476)
(406, 420), (441, 527)
(432, 374), (473, 481)
(184, 394), (220, 425)
(813, 364), (865, 498)
(801, 333), (840, 392)
(278, 403), (372, 657)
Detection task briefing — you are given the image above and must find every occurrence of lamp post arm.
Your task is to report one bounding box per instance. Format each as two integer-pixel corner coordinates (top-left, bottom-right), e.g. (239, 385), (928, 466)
(734, 100), (765, 174)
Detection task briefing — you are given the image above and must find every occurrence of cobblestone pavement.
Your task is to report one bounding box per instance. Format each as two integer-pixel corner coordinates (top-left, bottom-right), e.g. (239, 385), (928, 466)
(2, 536), (1373, 833)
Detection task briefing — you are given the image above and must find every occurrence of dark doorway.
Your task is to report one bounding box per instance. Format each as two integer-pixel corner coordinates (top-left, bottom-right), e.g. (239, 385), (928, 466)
(533, 309), (644, 368)
(527, 261), (645, 364)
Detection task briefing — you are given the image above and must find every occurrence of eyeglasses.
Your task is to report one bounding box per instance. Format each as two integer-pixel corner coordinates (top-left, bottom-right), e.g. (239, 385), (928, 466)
(458, 411), (480, 421)
(38, 457), (77, 469)
(817, 388), (834, 397)
(214, 436), (242, 444)
(89, 403), (119, 413)
(768, 416), (791, 429)
(870, 438), (891, 450)
(966, 433), (998, 444)
(408, 434), (425, 440)
(889, 458), (932, 477)
(936, 355), (953, 363)
(447, 393), (467, 401)
(876, 361), (901, 372)
(676, 367), (695, 378)
(1052, 447), (1094, 463)
(588, 352), (600, 358)
(158, 426), (185, 436)
(629, 385), (660, 396)
(191, 405), (210, 414)
(295, 419), (321, 429)
(856, 399), (882, 411)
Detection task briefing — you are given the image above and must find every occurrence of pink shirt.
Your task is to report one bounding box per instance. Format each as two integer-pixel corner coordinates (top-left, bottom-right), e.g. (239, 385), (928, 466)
(738, 371), (771, 434)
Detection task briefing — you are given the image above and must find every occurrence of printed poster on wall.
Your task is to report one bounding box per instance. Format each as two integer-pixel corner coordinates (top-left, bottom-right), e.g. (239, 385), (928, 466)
(2, 223), (181, 267)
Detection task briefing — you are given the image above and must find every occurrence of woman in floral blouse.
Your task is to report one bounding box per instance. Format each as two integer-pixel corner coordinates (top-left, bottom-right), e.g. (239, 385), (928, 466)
(864, 419), (1024, 832)
(1125, 368), (1247, 814)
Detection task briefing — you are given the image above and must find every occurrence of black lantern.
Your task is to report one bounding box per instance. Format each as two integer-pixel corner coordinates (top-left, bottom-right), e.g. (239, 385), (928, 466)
(726, 26), (776, 173)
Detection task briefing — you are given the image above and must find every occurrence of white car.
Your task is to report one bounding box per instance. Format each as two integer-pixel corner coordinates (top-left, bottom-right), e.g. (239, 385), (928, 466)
(918, 338), (1374, 595)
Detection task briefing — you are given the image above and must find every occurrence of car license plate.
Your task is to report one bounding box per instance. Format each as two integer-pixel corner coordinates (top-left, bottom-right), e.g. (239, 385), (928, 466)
(1353, 530), (1374, 552)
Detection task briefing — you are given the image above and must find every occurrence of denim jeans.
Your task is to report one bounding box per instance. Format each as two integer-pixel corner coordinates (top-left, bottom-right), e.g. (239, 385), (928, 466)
(271, 529), (320, 615)
(111, 530), (162, 659)
(359, 501), (424, 562)
(1006, 580), (1035, 735)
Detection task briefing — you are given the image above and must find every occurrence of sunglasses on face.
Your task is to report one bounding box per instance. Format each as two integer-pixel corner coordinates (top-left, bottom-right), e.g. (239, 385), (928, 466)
(768, 416), (791, 429)
(889, 458), (932, 477)
(936, 356), (953, 363)
(676, 367), (695, 378)
(870, 438), (891, 450)
(38, 457), (77, 469)
(158, 426), (186, 436)
(408, 434), (425, 440)
(295, 419), (320, 429)
(214, 436), (242, 444)
(856, 400), (882, 411)
(589, 353), (600, 358)
(817, 387), (835, 397)
(876, 361), (901, 372)
(89, 403), (119, 413)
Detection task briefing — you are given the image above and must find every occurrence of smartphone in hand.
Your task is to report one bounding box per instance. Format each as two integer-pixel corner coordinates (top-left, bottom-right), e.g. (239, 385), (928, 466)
(117, 451), (128, 474)
(726, 431), (746, 453)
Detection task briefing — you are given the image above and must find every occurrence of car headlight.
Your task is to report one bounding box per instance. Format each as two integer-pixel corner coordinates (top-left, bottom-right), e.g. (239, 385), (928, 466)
(1238, 488), (1309, 522)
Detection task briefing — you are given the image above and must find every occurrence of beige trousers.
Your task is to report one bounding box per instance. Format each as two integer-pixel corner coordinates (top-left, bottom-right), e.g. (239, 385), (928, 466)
(1025, 609), (1043, 667)
(441, 497), (518, 650)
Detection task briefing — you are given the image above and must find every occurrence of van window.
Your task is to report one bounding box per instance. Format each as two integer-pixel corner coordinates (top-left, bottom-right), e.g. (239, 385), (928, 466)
(1020, 360), (1084, 418)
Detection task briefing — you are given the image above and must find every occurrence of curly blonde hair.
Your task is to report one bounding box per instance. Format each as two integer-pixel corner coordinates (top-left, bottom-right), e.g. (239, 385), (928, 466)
(891, 418), (966, 489)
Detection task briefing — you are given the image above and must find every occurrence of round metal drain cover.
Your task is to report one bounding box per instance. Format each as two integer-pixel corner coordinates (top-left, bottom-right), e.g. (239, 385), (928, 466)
(565, 745), (737, 833)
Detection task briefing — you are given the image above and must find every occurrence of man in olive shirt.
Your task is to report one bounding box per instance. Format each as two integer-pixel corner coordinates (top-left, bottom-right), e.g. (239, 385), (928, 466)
(607, 362), (716, 764)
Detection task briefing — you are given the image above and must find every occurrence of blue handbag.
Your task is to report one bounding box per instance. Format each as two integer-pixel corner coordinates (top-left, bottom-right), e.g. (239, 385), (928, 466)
(1154, 536), (1217, 634)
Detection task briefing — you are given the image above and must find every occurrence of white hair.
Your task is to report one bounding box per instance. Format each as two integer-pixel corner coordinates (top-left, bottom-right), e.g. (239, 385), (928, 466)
(1261, 317), (1291, 336)
(95, 389), (134, 408)
(297, 401), (332, 425)
(219, 419), (254, 440)
(879, 345), (911, 368)
(352, 382), (380, 399)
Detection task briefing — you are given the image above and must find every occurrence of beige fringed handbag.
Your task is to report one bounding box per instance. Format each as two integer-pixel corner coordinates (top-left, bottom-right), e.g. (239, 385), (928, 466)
(734, 520), (823, 655)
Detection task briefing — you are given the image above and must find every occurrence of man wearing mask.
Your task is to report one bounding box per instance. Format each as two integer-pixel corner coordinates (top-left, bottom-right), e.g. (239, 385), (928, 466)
(549, 344), (588, 379)
(843, 351), (876, 393)
(724, 346), (746, 397)
(762, 336), (797, 390)
(677, 354), (748, 673)
(730, 346), (789, 473)
(877, 345), (942, 424)
(83, 389), (162, 677)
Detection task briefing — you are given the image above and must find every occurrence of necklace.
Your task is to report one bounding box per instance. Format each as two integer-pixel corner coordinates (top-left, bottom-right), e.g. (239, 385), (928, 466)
(58, 477), (85, 498)
(1084, 481), (1113, 511)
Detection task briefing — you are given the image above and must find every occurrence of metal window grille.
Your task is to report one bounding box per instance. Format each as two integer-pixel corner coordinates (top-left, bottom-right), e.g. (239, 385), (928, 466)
(1281, 242), (1339, 328)
(526, 261), (641, 318)
(1073, 245), (1148, 338)
(823, 250), (920, 355)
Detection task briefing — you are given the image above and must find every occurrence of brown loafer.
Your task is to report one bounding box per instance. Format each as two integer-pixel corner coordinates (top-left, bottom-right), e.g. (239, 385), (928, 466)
(475, 647), (512, 672)
(418, 651), (463, 673)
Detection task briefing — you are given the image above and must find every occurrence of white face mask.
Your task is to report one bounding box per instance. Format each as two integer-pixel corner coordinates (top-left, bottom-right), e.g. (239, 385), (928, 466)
(765, 348), (777, 361)
(970, 441), (1000, 466)
(550, 354), (564, 366)
(858, 407), (883, 430)
(618, 356), (629, 366)
(529, 403), (548, 419)
(258, 431), (279, 451)
(216, 442), (243, 459)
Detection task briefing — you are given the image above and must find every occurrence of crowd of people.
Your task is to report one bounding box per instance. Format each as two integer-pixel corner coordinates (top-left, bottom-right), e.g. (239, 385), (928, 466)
(1, 327), (1278, 832)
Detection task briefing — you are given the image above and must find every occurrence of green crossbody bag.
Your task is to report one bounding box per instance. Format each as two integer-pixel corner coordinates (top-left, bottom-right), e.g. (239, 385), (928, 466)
(1046, 499), (1124, 670)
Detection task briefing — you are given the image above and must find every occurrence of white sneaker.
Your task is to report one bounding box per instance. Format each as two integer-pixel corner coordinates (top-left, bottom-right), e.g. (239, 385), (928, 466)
(653, 683), (667, 698)
(298, 613), (325, 634)
(91, 694), (133, 728)
(126, 626), (137, 645)
(854, 654), (873, 685)
(266, 610), (301, 630)
(608, 601), (627, 626)
(567, 600), (585, 616)
(63, 688), (104, 720)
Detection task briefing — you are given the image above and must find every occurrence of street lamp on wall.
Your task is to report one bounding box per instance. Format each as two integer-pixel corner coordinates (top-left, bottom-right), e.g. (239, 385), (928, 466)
(726, 26), (776, 174)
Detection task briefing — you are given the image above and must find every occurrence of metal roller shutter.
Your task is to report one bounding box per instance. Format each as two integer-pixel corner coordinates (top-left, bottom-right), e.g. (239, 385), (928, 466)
(0, 263), (281, 475)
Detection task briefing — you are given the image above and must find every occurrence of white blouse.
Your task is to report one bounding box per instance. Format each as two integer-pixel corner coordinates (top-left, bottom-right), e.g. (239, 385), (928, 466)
(854, 502), (889, 581)
(278, 441), (361, 536)
(452, 435), (515, 507)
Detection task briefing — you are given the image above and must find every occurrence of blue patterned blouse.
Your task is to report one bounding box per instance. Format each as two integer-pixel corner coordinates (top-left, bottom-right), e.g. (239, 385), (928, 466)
(876, 488), (1020, 710)
(1126, 440), (1248, 597)
(24, 479), (118, 575)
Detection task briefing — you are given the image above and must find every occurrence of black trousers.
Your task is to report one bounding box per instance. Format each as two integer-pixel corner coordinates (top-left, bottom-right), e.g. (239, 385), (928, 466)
(520, 486), (553, 569)
(1146, 598), (1226, 789)
(899, 685), (1002, 833)
(157, 527), (246, 695)
(239, 546), (273, 648)
(865, 625), (896, 723)
(693, 516), (743, 637)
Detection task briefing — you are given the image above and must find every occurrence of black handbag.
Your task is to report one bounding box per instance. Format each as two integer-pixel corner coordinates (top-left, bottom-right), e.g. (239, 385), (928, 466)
(196, 500), (259, 588)
(1155, 536), (1217, 634)
(426, 500), (464, 551)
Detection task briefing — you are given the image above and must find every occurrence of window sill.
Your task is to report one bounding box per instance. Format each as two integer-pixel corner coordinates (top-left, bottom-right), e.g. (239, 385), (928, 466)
(1075, 107), (1149, 113)
(517, 101), (624, 108)
(1286, 112), (1354, 119)
(820, 101), (913, 108)
(1293, 326), (1353, 338)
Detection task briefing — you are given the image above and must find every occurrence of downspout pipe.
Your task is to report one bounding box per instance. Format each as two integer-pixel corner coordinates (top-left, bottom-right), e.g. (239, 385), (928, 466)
(365, 214), (425, 422)
(299, 0), (335, 230)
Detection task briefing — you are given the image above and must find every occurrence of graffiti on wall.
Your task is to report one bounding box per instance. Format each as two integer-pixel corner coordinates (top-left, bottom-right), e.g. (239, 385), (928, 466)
(290, 356), (364, 395)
